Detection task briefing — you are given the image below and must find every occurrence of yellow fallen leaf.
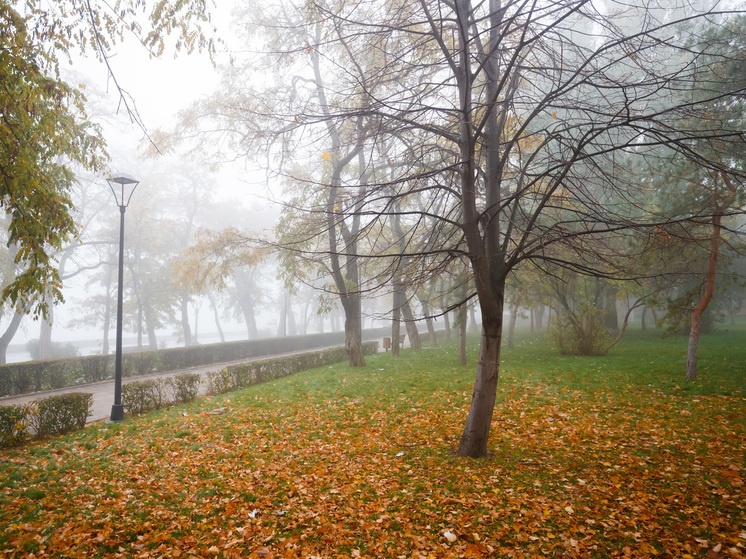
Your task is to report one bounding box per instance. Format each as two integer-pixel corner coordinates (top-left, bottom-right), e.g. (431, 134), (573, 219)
(323, 152), (331, 160)
(565, 506), (574, 514)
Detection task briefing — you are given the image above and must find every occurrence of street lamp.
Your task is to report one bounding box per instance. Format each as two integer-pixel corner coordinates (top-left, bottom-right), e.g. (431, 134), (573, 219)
(106, 172), (140, 422)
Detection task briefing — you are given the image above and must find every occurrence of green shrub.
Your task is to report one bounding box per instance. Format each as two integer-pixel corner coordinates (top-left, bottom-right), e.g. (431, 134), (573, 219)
(32, 393), (93, 437)
(205, 369), (234, 395)
(79, 355), (112, 383)
(167, 373), (201, 404)
(122, 379), (165, 415)
(551, 304), (612, 356)
(129, 352), (160, 376)
(0, 404), (32, 448)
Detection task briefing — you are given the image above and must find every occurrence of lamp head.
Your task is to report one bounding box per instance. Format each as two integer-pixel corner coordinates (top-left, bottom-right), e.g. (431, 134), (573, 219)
(107, 173), (141, 207)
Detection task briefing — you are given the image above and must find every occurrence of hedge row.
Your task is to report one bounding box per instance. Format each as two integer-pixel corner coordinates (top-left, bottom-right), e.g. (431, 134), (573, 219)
(0, 341), (379, 448)
(0, 328), (390, 397)
(0, 393), (93, 448)
(205, 343), (378, 395)
(122, 374), (201, 416)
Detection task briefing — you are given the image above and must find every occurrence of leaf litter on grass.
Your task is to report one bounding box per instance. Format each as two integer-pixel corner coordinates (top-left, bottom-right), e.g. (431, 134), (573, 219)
(0, 343), (744, 559)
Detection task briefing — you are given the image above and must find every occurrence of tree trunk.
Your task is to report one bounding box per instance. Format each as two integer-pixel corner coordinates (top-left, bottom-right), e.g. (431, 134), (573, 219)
(401, 298), (422, 350)
(39, 305), (53, 360)
(535, 305), (545, 331)
(0, 309), (25, 364)
(193, 302), (200, 345)
(287, 296), (298, 336)
(392, 286), (402, 357)
(603, 284), (619, 332)
(443, 310), (451, 341)
(420, 299), (438, 346)
(686, 221), (722, 380)
(686, 172), (733, 381)
(208, 292), (225, 343)
(342, 297), (365, 366)
(144, 304), (158, 350)
(181, 294), (192, 347)
(641, 306), (647, 330)
(456, 326), (502, 457)
(0, 311), (25, 365)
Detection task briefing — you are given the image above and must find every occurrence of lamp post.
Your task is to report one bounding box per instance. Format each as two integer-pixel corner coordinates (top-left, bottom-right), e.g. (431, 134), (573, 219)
(106, 173), (140, 422)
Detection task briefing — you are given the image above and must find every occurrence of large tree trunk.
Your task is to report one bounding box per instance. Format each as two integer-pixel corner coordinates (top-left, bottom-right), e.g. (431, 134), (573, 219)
(456, 316), (503, 457)
(342, 297), (365, 366)
(686, 172), (733, 381)
(686, 221), (722, 381)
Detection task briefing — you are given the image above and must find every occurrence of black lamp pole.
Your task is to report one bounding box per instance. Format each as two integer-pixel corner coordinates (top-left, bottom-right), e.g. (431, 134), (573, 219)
(106, 173), (140, 422)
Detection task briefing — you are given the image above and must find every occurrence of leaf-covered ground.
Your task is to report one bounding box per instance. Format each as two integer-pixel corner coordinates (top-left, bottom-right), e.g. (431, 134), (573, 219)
(1, 329), (744, 558)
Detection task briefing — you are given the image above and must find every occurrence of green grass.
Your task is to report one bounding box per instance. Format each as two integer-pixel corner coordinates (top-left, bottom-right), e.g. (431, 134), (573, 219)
(0, 324), (743, 558)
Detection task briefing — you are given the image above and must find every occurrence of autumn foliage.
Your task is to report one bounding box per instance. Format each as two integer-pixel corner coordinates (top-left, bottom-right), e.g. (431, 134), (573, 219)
(0, 332), (743, 558)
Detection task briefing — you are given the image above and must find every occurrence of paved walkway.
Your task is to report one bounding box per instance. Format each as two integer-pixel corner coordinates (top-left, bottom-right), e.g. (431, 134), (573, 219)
(0, 348), (341, 423)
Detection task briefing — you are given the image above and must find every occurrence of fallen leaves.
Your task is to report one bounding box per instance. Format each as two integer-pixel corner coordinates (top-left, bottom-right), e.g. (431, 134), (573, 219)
(0, 359), (743, 559)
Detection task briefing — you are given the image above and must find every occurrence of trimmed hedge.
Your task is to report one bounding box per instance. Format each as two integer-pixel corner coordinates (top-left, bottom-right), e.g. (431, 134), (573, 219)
(0, 393), (92, 448)
(122, 373), (201, 416)
(32, 393), (93, 437)
(0, 403), (31, 448)
(206, 342), (378, 395)
(0, 340), (379, 448)
(0, 328), (390, 397)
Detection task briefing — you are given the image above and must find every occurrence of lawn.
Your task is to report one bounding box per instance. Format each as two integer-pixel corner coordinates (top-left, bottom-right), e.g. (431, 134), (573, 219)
(0, 324), (744, 558)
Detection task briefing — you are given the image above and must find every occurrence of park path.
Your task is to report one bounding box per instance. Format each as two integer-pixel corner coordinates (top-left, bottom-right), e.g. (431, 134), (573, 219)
(0, 347), (342, 424)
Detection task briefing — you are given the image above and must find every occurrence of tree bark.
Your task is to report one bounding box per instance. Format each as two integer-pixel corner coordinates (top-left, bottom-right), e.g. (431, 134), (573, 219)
(0, 309), (25, 364)
(181, 293), (192, 347)
(686, 172), (734, 381)
(401, 297), (422, 350)
(392, 285), (402, 357)
(342, 297), (365, 367)
(208, 292), (225, 343)
(420, 298), (438, 346)
(456, 321), (502, 457)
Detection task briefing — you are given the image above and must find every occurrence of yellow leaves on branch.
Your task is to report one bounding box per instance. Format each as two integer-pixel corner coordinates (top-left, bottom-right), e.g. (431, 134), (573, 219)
(173, 227), (269, 293)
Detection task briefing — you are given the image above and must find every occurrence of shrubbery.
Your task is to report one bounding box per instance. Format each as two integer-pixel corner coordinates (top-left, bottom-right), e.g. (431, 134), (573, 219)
(0, 341), (379, 448)
(0, 404), (31, 448)
(0, 328), (390, 397)
(122, 373), (202, 416)
(0, 393), (92, 448)
(205, 343), (377, 395)
(32, 393), (93, 437)
(551, 304), (612, 356)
